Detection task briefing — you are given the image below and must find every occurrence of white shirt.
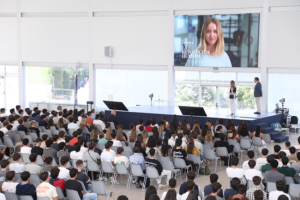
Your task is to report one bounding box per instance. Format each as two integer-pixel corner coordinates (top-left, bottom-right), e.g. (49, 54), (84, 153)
(114, 156), (130, 168)
(194, 141), (203, 153)
(181, 191), (200, 200)
(80, 147), (88, 154)
(70, 151), (85, 161)
(2, 182), (19, 193)
(20, 146), (32, 154)
(101, 150), (115, 163)
(93, 120), (105, 130)
(256, 157), (268, 165)
(13, 121), (19, 127)
(67, 123), (79, 131)
(108, 149), (116, 157)
(112, 140), (122, 147)
(168, 139), (175, 148)
(161, 191), (181, 200)
(269, 191), (291, 200)
(281, 150), (291, 157)
(0, 127), (8, 134)
(58, 167), (70, 180)
(0, 114), (7, 117)
(245, 169), (263, 180)
(78, 116), (82, 123)
(57, 139), (65, 144)
(226, 167), (245, 178)
(243, 160), (261, 171)
(9, 163), (25, 173)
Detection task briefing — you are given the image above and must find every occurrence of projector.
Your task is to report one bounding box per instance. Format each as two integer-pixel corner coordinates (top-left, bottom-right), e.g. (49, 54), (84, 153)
(279, 98), (285, 103)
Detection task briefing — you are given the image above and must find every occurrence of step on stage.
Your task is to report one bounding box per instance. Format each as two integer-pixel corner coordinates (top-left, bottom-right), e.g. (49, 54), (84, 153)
(104, 105), (288, 143)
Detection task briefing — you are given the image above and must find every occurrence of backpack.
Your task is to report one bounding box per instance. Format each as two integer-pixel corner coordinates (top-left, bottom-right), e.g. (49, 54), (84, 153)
(291, 116), (298, 125)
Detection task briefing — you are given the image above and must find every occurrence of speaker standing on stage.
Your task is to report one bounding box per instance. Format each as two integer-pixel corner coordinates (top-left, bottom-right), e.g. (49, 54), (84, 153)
(229, 80), (237, 116)
(254, 77), (262, 114)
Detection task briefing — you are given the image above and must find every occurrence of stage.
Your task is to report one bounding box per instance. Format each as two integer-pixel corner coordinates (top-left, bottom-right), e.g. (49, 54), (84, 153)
(105, 105), (288, 143)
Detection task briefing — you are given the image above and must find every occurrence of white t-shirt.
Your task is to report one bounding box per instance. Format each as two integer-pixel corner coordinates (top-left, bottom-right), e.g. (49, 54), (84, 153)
(243, 160), (261, 171)
(20, 146), (32, 154)
(226, 167), (245, 178)
(78, 116), (82, 123)
(194, 141), (203, 153)
(161, 191), (181, 200)
(58, 167), (70, 180)
(80, 147), (88, 154)
(9, 163), (25, 173)
(57, 139), (65, 144)
(0, 193), (4, 200)
(114, 156), (130, 168)
(0, 127), (7, 134)
(2, 182), (19, 193)
(181, 191), (200, 200)
(256, 157), (268, 165)
(93, 120), (105, 130)
(13, 121), (19, 127)
(37, 182), (58, 200)
(281, 150), (291, 157)
(70, 151), (85, 161)
(245, 169), (263, 180)
(67, 123), (79, 130)
(109, 149), (116, 157)
(101, 150), (115, 163)
(0, 114), (7, 117)
(112, 140), (122, 147)
(269, 191), (291, 200)
(168, 139), (175, 148)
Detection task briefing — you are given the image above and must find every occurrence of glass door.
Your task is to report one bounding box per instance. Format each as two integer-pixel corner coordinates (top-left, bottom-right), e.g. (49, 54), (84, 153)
(0, 77), (5, 108)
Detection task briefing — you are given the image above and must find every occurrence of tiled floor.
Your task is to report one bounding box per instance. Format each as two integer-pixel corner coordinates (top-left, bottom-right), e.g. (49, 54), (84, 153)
(95, 130), (295, 200)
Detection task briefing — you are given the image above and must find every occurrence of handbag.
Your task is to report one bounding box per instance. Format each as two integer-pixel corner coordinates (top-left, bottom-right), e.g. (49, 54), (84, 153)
(199, 166), (210, 175)
(88, 151), (101, 165)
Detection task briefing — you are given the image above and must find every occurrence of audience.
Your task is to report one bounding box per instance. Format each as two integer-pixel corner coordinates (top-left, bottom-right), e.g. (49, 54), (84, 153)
(31, 138), (44, 158)
(245, 160), (263, 181)
(243, 151), (256, 171)
(245, 176), (267, 200)
(42, 157), (53, 172)
(20, 138), (32, 154)
(281, 141), (291, 157)
(226, 156), (245, 182)
(161, 178), (181, 200)
(2, 171), (19, 193)
(0, 160), (9, 178)
(181, 180), (201, 200)
(16, 171), (37, 200)
(227, 184), (248, 200)
(261, 155), (274, 173)
(37, 172), (59, 200)
(224, 178), (240, 200)
(204, 174), (223, 198)
(58, 156), (70, 180)
(129, 146), (146, 188)
(204, 182), (223, 200)
(75, 160), (92, 191)
(288, 146), (297, 163)
(271, 145), (281, 159)
(269, 180), (291, 200)
(25, 153), (42, 174)
(264, 160), (286, 183)
(9, 153), (25, 173)
(256, 148), (268, 165)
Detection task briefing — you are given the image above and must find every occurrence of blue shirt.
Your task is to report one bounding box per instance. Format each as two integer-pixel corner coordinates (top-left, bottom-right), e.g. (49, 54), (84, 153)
(224, 188), (238, 200)
(34, 116), (41, 123)
(91, 113), (96, 120)
(204, 184), (223, 198)
(129, 153), (145, 170)
(185, 52), (232, 67)
(179, 182), (199, 195)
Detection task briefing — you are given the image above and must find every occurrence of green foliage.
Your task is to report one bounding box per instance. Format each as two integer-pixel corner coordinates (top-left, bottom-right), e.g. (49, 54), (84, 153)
(175, 83), (199, 106)
(237, 86), (255, 110)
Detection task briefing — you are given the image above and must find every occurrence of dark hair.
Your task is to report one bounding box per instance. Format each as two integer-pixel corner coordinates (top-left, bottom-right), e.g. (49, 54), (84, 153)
(73, 143), (81, 152)
(230, 178), (240, 190)
(117, 196), (128, 200)
(76, 160), (83, 168)
(41, 115), (46, 120)
(216, 126), (222, 132)
(186, 138), (194, 154)
(220, 133), (225, 141)
(270, 160), (278, 168)
(168, 178), (176, 188)
(58, 131), (65, 138)
(53, 135), (59, 142)
(231, 156), (239, 166)
(46, 139), (53, 148)
(203, 196), (217, 200)
(29, 153), (37, 162)
(187, 170), (196, 181)
(253, 176), (261, 186)
(21, 138), (28, 146)
(105, 142), (112, 149)
(1, 160), (9, 168)
(185, 179), (194, 191)
(7, 125), (13, 131)
(278, 195), (289, 200)
(10, 108), (15, 114)
(248, 160), (256, 168)
(72, 131), (78, 137)
(39, 171), (49, 181)
(236, 184), (247, 195)
(255, 126), (261, 137)
(42, 134), (48, 141)
(279, 151), (286, 159)
(282, 156), (289, 165)
(276, 180), (285, 191)
(164, 190), (177, 200)
(60, 156), (69, 166)
(253, 190), (263, 200)
(285, 141), (291, 147)
(247, 150), (254, 159)
(69, 168), (78, 178)
(146, 120), (151, 126)
(58, 142), (66, 150)
(45, 157), (53, 165)
(133, 146), (140, 153)
(175, 138), (182, 148)
(20, 171), (31, 181)
(149, 148), (155, 156)
(255, 77), (259, 81)
(186, 190), (199, 200)
(89, 142), (96, 150)
(147, 136), (157, 148)
(289, 146), (296, 154)
(148, 194), (160, 200)
(12, 153), (21, 161)
(210, 173), (218, 183)
(218, 119), (224, 124)
(117, 147), (124, 155)
(211, 182), (222, 193)
(145, 186), (157, 200)
(274, 145), (281, 153)
(6, 171), (15, 181)
(267, 155), (275, 163)
(262, 148), (268, 156)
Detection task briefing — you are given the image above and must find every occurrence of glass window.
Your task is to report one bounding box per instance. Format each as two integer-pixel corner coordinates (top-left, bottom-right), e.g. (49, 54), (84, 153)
(201, 86), (216, 108)
(175, 83), (199, 106)
(238, 73), (260, 86)
(201, 72), (236, 86)
(6, 76), (19, 111)
(95, 69), (168, 111)
(0, 66), (4, 77)
(6, 66), (18, 77)
(25, 66), (89, 108)
(268, 73), (300, 117)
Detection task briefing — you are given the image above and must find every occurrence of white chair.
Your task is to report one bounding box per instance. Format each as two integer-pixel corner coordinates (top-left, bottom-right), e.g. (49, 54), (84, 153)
(21, 153), (31, 164)
(130, 164), (147, 191)
(232, 143), (244, 164)
(187, 154), (203, 176)
(4, 193), (19, 200)
(161, 160), (180, 179)
(174, 158), (192, 182)
(29, 174), (42, 188)
(266, 182), (277, 193)
(240, 139), (252, 151)
(289, 183), (300, 199)
(4, 136), (17, 157)
(204, 149), (220, 173)
(91, 180), (114, 200)
(263, 134), (274, 147)
(216, 147), (231, 167)
(252, 137), (264, 154)
(116, 164), (132, 189)
(145, 167), (167, 193)
(55, 186), (67, 200)
(101, 162), (117, 187)
(285, 177), (294, 185)
(87, 160), (102, 180)
(19, 196), (34, 200)
(108, 122), (116, 130)
(66, 189), (82, 200)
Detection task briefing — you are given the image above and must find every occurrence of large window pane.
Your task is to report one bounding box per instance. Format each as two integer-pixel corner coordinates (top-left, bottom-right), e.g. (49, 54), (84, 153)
(268, 73), (300, 116)
(95, 69), (168, 111)
(25, 66), (89, 108)
(6, 76), (19, 111)
(175, 83), (199, 106)
(237, 86), (256, 112)
(201, 72), (236, 86)
(238, 73), (260, 86)
(201, 86), (216, 108)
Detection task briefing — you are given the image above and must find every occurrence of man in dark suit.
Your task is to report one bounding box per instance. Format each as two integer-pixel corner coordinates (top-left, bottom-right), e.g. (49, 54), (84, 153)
(107, 110), (120, 128)
(254, 77), (263, 114)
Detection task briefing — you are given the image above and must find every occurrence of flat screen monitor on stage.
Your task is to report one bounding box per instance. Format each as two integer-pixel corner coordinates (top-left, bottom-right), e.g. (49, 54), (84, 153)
(103, 101), (129, 111)
(178, 106), (207, 117)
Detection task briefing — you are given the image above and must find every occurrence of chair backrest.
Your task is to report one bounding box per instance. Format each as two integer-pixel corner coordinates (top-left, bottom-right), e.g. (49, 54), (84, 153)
(148, 132), (153, 137)
(29, 174), (42, 186)
(216, 147), (229, 157)
(108, 122), (116, 130)
(66, 189), (81, 200)
(204, 149), (217, 160)
(204, 141), (214, 148)
(55, 187), (67, 200)
(214, 138), (221, 142)
(232, 143), (242, 153)
(263, 134), (272, 143)
(130, 164), (145, 177)
(111, 146), (118, 153)
(146, 166), (159, 179)
(58, 128), (66, 133)
(240, 139), (252, 149)
(116, 164), (129, 175)
(203, 144), (212, 149)
(285, 177), (294, 185)
(4, 136), (14, 148)
(37, 197), (50, 200)
(14, 173), (21, 182)
(21, 153), (31, 164)
(5, 193), (19, 200)
(123, 146), (132, 154)
(174, 158), (187, 168)
(19, 195), (34, 200)
(266, 182), (277, 193)
(36, 155), (45, 166)
(77, 180), (88, 192)
(161, 161), (175, 172)
(95, 125), (103, 132)
(228, 139), (237, 145)
(18, 131), (27, 140)
(101, 161), (114, 173)
(289, 183), (300, 198)
(252, 137), (263, 146)
(187, 154), (199, 164)
(120, 141), (126, 147)
(87, 160), (100, 171)
(97, 144), (105, 150)
(91, 180), (109, 195)
(69, 129), (76, 136)
(160, 156), (171, 163)
(52, 158), (59, 167)
(290, 116), (298, 125)
(128, 142), (135, 149)
(240, 136), (250, 140)
(122, 151), (131, 159)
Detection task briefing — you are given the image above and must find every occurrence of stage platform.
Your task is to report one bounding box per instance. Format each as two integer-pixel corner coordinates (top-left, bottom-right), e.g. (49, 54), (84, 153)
(105, 105), (288, 143)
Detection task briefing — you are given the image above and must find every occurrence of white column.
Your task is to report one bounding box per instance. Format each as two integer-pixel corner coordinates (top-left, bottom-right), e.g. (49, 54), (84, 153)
(198, 71), (201, 106)
(88, 0), (95, 104)
(167, 0), (174, 106)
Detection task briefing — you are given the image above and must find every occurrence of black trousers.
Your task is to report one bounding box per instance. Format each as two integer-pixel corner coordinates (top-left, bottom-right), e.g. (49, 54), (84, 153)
(185, 159), (197, 172)
(224, 145), (234, 166)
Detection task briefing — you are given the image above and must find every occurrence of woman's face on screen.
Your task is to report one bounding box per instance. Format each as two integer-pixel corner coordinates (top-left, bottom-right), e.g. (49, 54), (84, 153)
(205, 22), (218, 45)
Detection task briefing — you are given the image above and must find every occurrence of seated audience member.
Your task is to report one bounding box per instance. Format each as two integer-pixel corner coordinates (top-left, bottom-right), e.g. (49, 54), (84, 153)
(44, 139), (58, 162)
(145, 186), (157, 200)
(245, 160), (263, 180)
(253, 190), (264, 200)
(29, 120), (40, 138)
(281, 141), (291, 157)
(204, 182), (223, 200)
(0, 122), (8, 133)
(261, 155), (274, 173)
(2, 171), (19, 193)
(181, 180), (201, 200)
(129, 146), (146, 188)
(158, 138), (173, 161)
(145, 120), (153, 132)
(25, 153), (42, 174)
(98, 131), (107, 145)
(213, 133), (234, 166)
(58, 156), (70, 180)
(111, 131), (122, 147)
(79, 138), (88, 154)
(227, 184), (248, 200)
(70, 131), (79, 146)
(17, 119), (29, 135)
(277, 151), (290, 167)
(179, 170), (203, 198)
(37, 172), (59, 200)
(64, 137), (73, 153)
(93, 114), (105, 130)
(243, 151), (256, 171)
(136, 119), (145, 132)
(67, 117), (79, 130)
(31, 138), (44, 158)
(269, 180), (291, 200)
(264, 160), (286, 183)
(5, 125), (22, 147)
(224, 178), (240, 200)
(64, 168), (98, 200)
(226, 156), (245, 181)
(294, 136), (300, 151)
(114, 147), (129, 168)
(41, 134), (48, 149)
(42, 157), (53, 172)
(214, 125), (223, 138)
(145, 148), (170, 189)
(204, 173), (223, 198)
(277, 156), (296, 179)
(173, 139), (196, 171)
(288, 146), (297, 163)
(256, 148), (268, 165)
(38, 115), (48, 128)
(9, 153), (25, 173)
(16, 171), (37, 200)
(101, 142), (118, 184)
(85, 142), (101, 163)
(75, 160), (92, 191)
(161, 178), (181, 200)
(0, 160), (9, 178)
(20, 138), (32, 154)
(57, 131), (66, 144)
(70, 143), (86, 162)
(57, 142), (70, 159)
(271, 145), (281, 159)
(245, 176), (267, 200)
(52, 135), (60, 151)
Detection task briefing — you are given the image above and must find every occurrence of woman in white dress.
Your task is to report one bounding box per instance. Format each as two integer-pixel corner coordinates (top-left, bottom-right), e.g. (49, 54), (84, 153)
(229, 80), (237, 116)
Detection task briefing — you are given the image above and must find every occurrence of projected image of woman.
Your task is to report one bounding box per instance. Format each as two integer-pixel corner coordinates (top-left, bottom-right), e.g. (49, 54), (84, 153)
(185, 17), (232, 67)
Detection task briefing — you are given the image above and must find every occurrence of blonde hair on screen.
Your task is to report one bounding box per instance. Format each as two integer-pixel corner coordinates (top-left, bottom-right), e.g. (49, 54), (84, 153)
(197, 17), (225, 56)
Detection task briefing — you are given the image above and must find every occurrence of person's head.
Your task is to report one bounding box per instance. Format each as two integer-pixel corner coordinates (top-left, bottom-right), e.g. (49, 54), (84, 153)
(18, 119), (24, 125)
(175, 138), (182, 148)
(145, 186), (157, 200)
(289, 146), (296, 155)
(10, 108), (15, 114)
(230, 156), (239, 167)
(261, 148), (268, 156)
(204, 196), (217, 200)
(111, 110), (116, 115)
(254, 77), (259, 83)
(276, 180), (285, 191)
(253, 190), (263, 200)
(117, 147), (124, 155)
(236, 184), (247, 195)
(274, 145), (281, 153)
(266, 155), (274, 164)
(69, 168), (78, 179)
(277, 195), (289, 200)
(133, 146), (140, 153)
(0, 160), (9, 169)
(39, 171), (49, 182)
(12, 153), (21, 162)
(6, 171), (15, 182)
(0, 108), (5, 114)
(29, 153), (37, 163)
(89, 142), (96, 151)
(117, 196), (128, 200)
(45, 157), (53, 166)
(148, 195), (159, 200)
(146, 120), (152, 126)
(58, 131), (65, 139)
(216, 126), (222, 132)
(7, 125), (13, 131)
(20, 171), (30, 182)
(248, 160), (256, 169)
(76, 160), (84, 169)
(50, 167), (60, 179)
(211, 182), (222, 194)
(253, 176), (262, 186)
(58, 142), (66, 151)
(285, 141), (291, 149)
(279, 151), (286, 160)
(42, 134), (48, 141)
(105, 141), (112, 150)
(219, 133), (225, 141)
(270, 160), (278, 169)
(230, 178), (241, 190)
(164, 190), (176, 200)
(218, 119), (224, 124)
(210, 173), (218, 184)
(22, 138), (29, 146)
(168, 178), (176, 189)
(60, 156), (69, 167)
(247, 150), (255, 159)
(73, 143), (81, 152)
(46, 139), (53, 148)
(111, 131), (116, 139)
(282, 156), (289, 166)
(148, 148), (156, 157)
(187, 170), (196, 181)
(185, 179), (194, 191)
